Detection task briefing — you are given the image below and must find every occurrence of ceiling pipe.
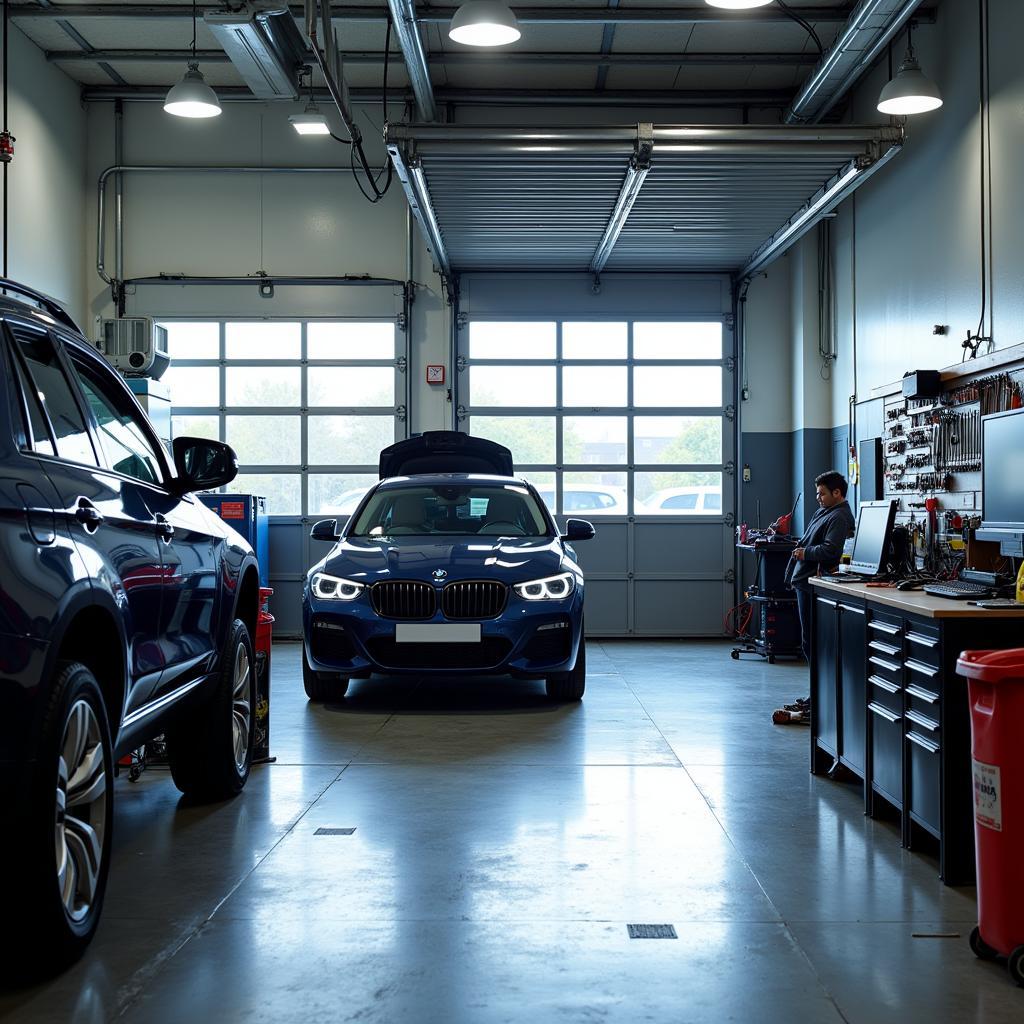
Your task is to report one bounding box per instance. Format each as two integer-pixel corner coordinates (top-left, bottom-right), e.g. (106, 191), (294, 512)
(49, 48), (821, 67)
(12, 5), (872, 24)
(385, 0), (436, 122)
(786, 0), (927, 123)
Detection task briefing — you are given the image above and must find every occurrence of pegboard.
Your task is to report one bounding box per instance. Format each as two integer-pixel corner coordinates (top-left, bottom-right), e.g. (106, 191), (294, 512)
(879, 369), (1024, 565)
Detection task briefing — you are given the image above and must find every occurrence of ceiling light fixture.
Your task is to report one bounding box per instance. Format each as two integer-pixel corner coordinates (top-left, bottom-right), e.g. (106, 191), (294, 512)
(704, 1), (775, 9)
(164, 0), (221, 118)
(877, 24), (943, 115)
(290, 101), (330, 136)
(449, 1), (521, 47)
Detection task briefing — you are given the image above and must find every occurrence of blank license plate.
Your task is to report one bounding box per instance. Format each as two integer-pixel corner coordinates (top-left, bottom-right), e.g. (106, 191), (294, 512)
(395, 623), (481, 643)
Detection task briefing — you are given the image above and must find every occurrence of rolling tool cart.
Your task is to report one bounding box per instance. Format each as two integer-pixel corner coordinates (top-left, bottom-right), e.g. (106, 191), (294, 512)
(732, 539), (802, 663)
(199, 493), (269, 586)
(253, 587), (276, 764)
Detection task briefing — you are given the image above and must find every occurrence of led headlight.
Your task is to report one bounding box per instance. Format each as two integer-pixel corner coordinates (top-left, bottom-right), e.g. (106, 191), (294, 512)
(513, 572), (575, 601)
(311, 572), (364, 601)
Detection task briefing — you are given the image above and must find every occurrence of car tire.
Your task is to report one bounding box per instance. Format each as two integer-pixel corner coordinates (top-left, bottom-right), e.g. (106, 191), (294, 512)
(8, 662), (115, 974)
(165, 619), (255, 800)
(546, 634), (586, 702)
(303, 648), (350, 701)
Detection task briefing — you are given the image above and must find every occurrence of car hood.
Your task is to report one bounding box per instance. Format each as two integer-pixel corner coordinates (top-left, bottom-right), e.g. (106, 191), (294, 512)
(317, 536), (568, 585)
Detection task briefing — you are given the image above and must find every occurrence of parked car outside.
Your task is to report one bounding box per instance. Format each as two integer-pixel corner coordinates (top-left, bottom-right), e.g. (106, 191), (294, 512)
(303, 432), (593, 704)
(537, 483), (629, 516)
(0, 280), (261, 972)
(642, 485), (723, 515)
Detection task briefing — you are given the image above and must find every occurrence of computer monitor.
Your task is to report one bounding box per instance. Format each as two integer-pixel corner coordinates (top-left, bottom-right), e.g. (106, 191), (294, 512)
(980, 408), (1024, 548)
(849, 499), (898, 576)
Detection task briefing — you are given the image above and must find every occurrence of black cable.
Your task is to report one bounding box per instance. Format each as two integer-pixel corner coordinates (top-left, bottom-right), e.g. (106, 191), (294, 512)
(776, 0), (824, 55)
(190, 0), (197, 60)
(348, 12), (394, 204)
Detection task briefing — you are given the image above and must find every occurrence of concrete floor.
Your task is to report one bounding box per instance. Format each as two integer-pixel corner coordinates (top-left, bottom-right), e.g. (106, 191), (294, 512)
(1, 640), (1020, 1023)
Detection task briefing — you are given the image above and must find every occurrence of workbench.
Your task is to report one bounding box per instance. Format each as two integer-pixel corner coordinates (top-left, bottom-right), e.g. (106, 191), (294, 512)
(808, 577), (1024, 885)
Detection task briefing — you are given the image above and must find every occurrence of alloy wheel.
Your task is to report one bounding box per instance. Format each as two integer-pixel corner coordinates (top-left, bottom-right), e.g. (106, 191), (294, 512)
(55, 700), (108, 923)
(232, 642), (252, 773)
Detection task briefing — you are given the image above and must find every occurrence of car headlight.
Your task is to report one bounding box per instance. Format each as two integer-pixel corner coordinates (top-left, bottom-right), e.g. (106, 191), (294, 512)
(513, 572), (576, 601)
(311, 572), (364, 601)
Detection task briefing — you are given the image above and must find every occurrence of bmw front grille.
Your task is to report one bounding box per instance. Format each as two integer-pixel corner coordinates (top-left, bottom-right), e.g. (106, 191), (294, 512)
(441, 580), (508, 620)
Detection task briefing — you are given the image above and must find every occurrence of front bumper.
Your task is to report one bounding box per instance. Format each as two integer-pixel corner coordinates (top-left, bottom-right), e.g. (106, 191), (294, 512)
(303, 588), (584, 678)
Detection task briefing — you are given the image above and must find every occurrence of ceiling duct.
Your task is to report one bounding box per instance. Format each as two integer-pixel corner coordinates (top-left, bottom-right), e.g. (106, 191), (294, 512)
(786, 0), (925, 123)
(205, 3), (309, 99)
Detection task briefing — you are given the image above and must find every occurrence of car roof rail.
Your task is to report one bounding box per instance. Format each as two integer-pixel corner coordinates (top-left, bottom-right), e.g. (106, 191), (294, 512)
(0, 278), (83, 335)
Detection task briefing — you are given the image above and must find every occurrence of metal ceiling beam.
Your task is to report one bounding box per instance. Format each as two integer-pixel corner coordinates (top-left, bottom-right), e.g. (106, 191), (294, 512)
(79, 86), (797, 108)
(786, 0), (926, 123)
(385, 137), (450, 281)
(48, 48), (821, 67)
(385, 1), (435, 121)
(590, 123), (653, 275)
(11, 5), (877, 24)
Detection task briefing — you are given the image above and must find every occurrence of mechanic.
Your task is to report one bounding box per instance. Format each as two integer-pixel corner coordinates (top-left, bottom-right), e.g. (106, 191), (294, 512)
(785, 470), (856, 663)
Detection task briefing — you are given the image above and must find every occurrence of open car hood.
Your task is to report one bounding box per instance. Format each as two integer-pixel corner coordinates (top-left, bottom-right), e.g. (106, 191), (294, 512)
(379, 431), (514, 479)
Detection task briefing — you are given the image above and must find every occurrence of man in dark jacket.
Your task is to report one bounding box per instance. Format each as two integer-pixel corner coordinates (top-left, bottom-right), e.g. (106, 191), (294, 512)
(786, 471), (857, 662)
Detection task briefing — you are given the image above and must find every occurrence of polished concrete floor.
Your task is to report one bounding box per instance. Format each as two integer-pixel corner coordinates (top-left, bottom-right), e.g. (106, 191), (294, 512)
(2, 640), (1020, 1023)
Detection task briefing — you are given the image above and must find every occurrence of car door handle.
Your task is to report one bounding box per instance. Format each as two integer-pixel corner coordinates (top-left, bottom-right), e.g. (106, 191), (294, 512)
(155, 514), (174, 542)
(75, 499), (104, 531)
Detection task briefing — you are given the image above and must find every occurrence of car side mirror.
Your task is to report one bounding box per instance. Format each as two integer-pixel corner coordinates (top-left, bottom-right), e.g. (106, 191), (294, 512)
(311, 518), (340, 542)
(561, 518), (595, 542)
(171, 437), (238, 494)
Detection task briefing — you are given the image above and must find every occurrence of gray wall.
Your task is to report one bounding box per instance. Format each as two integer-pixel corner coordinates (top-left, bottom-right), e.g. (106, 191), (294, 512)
(2, 25), (88, 322)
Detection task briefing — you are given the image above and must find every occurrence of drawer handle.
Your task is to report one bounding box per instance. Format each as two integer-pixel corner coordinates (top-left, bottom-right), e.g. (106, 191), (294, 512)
(907, 731), (940, 755)
(869, 620), (901, 636)
(869, 655), (901, 673)
(906, 631), (939, 648)
(840, 604), (866, 615)
(906, 683), (939, 704)
(869, 639), (900, 657)
(818, 598), (838, 608)
(906, 709), (939, 732)
(905, 658), (939, 678)
(869, 701), (902, 724)
(869, 674), (901, 694)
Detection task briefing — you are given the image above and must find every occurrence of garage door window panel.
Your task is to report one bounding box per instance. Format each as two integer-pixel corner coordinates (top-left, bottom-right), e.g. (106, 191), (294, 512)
(563, 417), (627, 464)
(470, 366), (557, 407)
(633, 366), (722, 408)
(233, 473), (301, 516)
(563, 322), (627, 360)
(563, 472), (629, 515)
(226, 322), (301, 360)
(470, 322), (556, 360)
(226, 416), (301, 466)
(308, 322), (395, 360)
(163, 322), (219, 360)
(636, 471), (724, 515)
(635, 416), (722, 465)
(226, 366), (301, 408)
(163, 366), (219, 409)
(469, 416), (556, 466)
(634, 322), (723, 360)
(309, 474), (380, 517)
(308, 367), (395, 407)
(562, 366), (627, 408)
(308, 416), (396, 466)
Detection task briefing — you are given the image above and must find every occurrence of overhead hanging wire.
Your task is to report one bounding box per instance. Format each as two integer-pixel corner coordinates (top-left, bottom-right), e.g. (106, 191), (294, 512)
(350, 10), (394, 204)
(776, 0), (824, 55)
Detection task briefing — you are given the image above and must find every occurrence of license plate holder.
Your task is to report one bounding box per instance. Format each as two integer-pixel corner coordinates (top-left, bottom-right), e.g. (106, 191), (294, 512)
(395, 623), (481, 643)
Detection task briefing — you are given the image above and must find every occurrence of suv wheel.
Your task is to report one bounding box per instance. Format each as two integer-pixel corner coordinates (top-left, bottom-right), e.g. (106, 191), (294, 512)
(11, 662), (114, 971)
(546, 634), (586, 702)
(303, 647), (350, 701)
(165, 619), (255, 800)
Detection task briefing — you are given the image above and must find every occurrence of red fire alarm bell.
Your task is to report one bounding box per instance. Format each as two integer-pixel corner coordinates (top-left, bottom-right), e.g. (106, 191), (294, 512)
(426, 365), (445, 384)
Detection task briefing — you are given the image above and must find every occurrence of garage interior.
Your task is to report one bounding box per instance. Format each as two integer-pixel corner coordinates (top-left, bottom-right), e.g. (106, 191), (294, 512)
(3, 0), (1024, 1021)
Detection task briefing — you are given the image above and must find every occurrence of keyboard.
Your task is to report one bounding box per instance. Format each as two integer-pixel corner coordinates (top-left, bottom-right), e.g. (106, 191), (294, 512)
(923, 580), (994, 600)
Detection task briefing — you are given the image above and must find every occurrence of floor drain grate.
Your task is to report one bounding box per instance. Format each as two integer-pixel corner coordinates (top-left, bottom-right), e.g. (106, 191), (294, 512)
(314, 828), (356, 836)
(628, 924), (677, 939)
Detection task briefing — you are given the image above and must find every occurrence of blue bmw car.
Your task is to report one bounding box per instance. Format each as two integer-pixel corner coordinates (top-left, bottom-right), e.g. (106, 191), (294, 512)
(302, 432), (594, 702)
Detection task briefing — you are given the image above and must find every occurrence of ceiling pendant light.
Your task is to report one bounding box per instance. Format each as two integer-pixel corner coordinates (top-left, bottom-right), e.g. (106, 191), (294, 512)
(449, 1), (521, 47)
(704, 1), (775, 9)
(877, 23), (942, 115)
(164, 0), (221, 118)
(290, 101), (330, 136)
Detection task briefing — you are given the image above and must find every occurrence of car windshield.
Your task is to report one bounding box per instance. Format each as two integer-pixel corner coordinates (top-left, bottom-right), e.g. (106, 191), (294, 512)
(350, 483), (550, 538)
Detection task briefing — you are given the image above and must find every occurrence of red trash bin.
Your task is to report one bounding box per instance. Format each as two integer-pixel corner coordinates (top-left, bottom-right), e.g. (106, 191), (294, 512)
(957, 648), (1024, 986)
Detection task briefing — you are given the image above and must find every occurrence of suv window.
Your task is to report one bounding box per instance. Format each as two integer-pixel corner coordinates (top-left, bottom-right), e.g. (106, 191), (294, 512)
(12, 327), (98, 467)
(8, 340), (57, 456)
(663, 493), (698, 510)
(69, 354), (164, 486)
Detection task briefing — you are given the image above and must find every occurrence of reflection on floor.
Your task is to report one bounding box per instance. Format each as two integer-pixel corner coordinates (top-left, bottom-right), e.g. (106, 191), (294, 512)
(1, 641), (1018, 1024)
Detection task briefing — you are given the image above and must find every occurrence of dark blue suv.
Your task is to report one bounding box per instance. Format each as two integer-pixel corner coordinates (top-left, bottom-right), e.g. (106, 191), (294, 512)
(0, 281), (261, 971)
